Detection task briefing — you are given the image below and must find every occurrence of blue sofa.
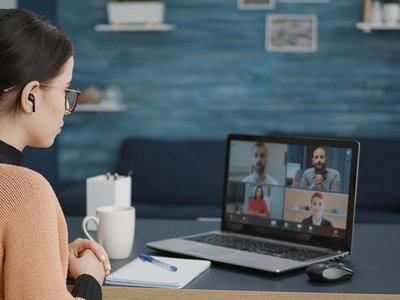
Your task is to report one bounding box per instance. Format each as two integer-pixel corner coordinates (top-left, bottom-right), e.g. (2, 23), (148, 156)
(56, 137), (400, 223)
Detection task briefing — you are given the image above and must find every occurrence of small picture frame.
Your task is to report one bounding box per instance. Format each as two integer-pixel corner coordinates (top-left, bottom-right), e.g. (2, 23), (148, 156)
(266, 15), (317, 53)
(238, 0), (276, 10)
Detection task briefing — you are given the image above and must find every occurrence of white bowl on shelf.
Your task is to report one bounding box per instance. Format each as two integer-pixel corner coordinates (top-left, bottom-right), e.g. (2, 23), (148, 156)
(107, 2), (165, 24)
(382, 3), (400, 25)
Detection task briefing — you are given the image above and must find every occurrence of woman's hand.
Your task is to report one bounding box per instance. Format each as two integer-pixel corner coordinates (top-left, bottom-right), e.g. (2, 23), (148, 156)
(68, 249), (106, 285)
(69, 238), (111, 275)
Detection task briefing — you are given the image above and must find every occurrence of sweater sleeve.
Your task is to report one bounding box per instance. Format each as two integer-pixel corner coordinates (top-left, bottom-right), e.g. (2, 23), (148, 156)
(2, 169), (90, 299)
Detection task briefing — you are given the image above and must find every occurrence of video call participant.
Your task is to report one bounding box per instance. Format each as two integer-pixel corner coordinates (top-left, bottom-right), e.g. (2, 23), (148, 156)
(247, 186), (269, 217)
(242, 142), (278, 185)
(0, 9), (109, 299)
(299, 147), (341, 192)
(302, 192), (332, 227)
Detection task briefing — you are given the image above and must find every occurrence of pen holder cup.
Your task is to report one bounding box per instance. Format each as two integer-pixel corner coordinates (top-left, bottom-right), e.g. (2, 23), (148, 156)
(86, 174), (131, 230)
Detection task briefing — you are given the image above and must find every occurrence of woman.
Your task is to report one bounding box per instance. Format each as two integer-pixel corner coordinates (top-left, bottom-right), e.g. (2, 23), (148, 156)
(247, 186), (269, 217)
(302, 192), (332, 227)
(0, 9), (110, 299)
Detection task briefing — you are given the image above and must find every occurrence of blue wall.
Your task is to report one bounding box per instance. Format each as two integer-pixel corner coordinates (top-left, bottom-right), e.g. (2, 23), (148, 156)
(57, 0), (400, 182)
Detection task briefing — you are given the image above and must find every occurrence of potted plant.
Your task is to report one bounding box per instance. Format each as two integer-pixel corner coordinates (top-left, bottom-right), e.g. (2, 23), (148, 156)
(382, 0), (399, 25)
(107, 0), (165, 24)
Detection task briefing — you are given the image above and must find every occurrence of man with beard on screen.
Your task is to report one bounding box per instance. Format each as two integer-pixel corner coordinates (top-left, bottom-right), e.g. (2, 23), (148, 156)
(300, 147), (341, 192)
(242, 142), (278, 185)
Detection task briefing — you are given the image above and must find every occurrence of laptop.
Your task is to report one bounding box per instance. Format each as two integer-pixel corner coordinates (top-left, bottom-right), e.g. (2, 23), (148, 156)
(147, 134), (359, 273)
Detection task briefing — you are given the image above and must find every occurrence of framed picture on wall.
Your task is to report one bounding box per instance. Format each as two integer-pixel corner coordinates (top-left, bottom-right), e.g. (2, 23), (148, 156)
(238, 0), (276, 10)
(265, 15), (318, 53)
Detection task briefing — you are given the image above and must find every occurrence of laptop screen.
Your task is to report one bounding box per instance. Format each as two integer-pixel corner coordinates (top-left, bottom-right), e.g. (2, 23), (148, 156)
(222, 134), (359, 251)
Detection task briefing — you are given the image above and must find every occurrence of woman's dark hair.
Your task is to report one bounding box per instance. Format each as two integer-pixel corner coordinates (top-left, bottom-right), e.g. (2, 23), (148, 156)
(0, 9), (73, 112)
(254, 186), (264, 199)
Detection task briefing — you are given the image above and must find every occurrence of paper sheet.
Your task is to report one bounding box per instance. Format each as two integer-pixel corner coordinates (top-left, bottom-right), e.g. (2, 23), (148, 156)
(105, 255), (211, 289)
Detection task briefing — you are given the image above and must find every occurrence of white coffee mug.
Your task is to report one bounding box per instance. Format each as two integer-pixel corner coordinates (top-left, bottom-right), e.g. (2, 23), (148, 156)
(82, 205), (135, 259)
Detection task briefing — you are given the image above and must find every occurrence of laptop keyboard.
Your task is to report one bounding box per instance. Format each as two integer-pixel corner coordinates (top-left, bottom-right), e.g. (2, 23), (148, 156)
(184, 233), (328, 262)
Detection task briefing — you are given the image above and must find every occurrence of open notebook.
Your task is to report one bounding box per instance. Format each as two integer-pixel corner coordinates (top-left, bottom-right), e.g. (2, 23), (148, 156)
(105, 255), (211, 289)
(147, 133), (359, 274)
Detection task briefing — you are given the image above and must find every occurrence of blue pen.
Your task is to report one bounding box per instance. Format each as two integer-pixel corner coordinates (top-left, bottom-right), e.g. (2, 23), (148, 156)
(139, 253), (178, 272)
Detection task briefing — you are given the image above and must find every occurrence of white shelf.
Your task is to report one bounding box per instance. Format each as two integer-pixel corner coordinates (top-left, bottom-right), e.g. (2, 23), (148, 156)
(289, 207), (346, 218)
(356, 22), (400, 33)
(75, 103), (127, 112)
(95, 23), (175, 32)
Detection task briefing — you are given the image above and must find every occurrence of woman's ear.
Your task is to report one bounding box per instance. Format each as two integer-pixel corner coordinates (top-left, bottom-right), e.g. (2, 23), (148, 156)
(20, 81), (40, 113)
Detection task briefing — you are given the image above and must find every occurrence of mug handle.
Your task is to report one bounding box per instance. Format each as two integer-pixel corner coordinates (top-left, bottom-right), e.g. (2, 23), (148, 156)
(82, 216), (99, 242)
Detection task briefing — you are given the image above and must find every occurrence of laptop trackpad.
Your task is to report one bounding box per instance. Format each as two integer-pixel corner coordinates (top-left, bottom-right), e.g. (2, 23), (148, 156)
(187, 245), (230, 257)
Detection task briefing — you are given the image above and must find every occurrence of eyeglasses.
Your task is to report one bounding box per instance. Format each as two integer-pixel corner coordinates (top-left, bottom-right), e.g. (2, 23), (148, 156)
(1, 83), (81, 114)
(40, 83), (81, 114)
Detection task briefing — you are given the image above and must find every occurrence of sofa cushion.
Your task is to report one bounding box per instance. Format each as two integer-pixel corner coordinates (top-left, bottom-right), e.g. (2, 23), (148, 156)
(117, 139), (226, 215)
(356, 138), (400, 212)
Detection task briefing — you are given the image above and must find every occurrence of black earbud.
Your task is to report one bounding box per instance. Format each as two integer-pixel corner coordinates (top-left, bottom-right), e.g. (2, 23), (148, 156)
(28, 94), (35, 112)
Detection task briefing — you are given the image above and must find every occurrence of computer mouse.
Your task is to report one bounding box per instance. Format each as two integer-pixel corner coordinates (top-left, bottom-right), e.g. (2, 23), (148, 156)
(306, 262), (353, 283)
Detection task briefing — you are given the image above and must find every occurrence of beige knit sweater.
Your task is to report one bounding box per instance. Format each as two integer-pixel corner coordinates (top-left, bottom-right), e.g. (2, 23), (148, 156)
(0, 163), (84, 299)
